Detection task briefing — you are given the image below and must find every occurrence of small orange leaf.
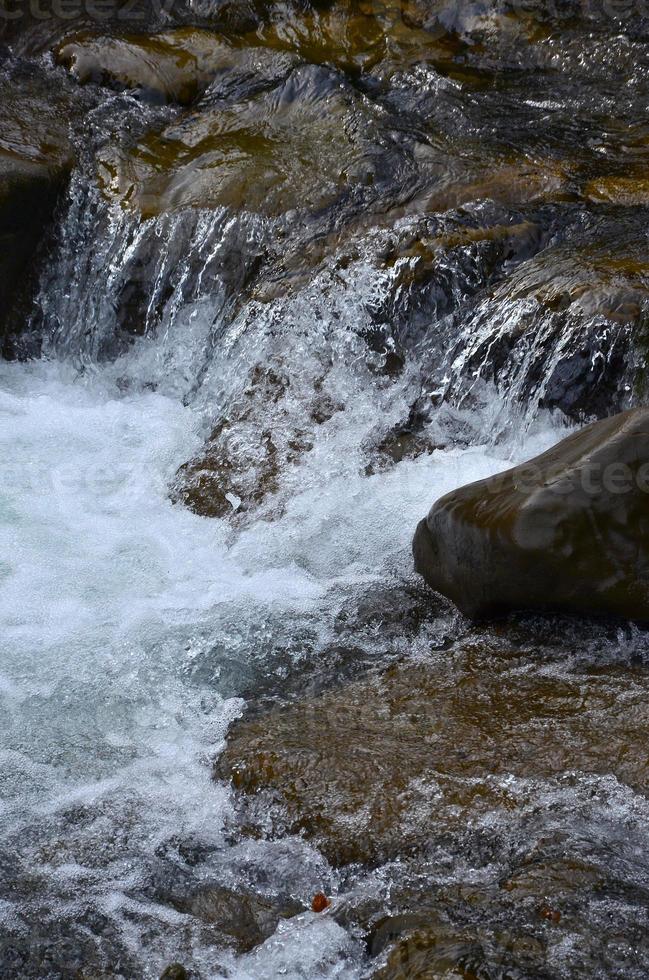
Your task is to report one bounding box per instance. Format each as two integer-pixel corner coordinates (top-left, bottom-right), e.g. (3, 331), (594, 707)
(312, 892), (331, 913)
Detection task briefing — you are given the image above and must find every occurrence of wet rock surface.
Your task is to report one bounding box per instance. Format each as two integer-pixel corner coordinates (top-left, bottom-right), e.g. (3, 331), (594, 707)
(171, 365), (291, 518)
(216, 630), (649, 865)
(165, 882), (305, 952)
(216, 613), (649, 975)
(55, 28), (240, 106)
(414, 408), (649, 621)
(439, 217), (649, 420)
(10, 0), (649, 419)
(97, 56), (423, 219)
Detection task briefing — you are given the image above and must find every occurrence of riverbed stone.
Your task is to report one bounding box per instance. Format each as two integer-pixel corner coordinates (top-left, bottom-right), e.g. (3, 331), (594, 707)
(414, 407), (649, 621)
(215, 632), (649, 866)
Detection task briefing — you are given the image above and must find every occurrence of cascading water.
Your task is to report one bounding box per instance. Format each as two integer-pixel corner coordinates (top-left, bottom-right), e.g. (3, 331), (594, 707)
(4, 2), (649, 977)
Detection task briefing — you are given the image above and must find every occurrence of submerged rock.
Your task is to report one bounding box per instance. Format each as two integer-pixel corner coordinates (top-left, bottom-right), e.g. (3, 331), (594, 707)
(370, 918), (553, 980)
(56, 28), (239, 105)
(171, 415), (280, 519)
(169, 883), (304, 953)
(215, 627), (649, 865)
(160, 965), (188, 980)
(0, 0), (195, 55)
(414, 407), (649, 621)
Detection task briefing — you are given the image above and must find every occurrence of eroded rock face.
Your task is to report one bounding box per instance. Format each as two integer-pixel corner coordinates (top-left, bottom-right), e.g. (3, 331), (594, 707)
(414, 408), (649, 621)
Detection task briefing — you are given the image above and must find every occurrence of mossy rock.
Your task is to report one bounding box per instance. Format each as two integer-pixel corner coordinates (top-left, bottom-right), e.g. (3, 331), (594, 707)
(423, 160), (573, 212)
(97, 59), (413, 218)
(497, 244), (649, 323)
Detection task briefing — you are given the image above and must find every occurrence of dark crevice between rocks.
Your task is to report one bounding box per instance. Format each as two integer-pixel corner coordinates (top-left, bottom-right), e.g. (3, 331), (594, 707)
(0, 171), (70, 360)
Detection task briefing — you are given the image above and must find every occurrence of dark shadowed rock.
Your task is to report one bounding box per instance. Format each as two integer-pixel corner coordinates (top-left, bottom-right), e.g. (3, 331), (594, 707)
(0, 67), (82, 356)
(414, 408), (649, 621)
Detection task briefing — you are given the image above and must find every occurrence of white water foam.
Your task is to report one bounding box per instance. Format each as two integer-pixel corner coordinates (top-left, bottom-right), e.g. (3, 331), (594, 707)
(0, 357), (563, 977)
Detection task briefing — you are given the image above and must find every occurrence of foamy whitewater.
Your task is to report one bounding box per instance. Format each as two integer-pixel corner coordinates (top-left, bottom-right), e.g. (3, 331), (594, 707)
(0, 357), (563, 977)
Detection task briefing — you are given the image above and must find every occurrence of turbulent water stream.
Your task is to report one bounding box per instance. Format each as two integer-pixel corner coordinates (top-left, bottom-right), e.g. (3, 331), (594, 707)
(0, 356), (568, 978)
(3, 1), (649, 977)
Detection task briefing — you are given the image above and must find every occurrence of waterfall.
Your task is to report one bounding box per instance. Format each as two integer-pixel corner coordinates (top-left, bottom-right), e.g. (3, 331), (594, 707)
(3, 5), (649, 978)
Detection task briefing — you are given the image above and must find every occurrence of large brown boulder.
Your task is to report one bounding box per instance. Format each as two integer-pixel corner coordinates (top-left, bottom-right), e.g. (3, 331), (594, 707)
(413, 408), (649, 621)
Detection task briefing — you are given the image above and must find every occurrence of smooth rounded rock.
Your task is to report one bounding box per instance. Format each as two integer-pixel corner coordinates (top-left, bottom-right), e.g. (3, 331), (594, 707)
(413, 408), (649, 621)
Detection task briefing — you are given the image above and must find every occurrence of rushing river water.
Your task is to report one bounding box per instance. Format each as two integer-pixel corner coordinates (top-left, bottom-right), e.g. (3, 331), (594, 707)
(4, 1), (649, 977)
(0, 357), (565, 977)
